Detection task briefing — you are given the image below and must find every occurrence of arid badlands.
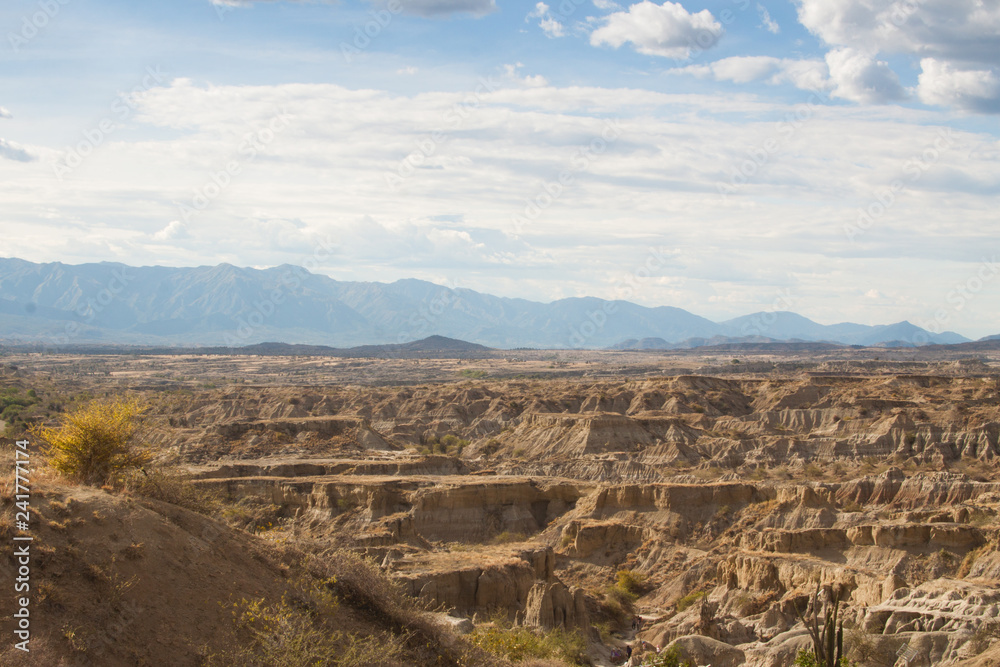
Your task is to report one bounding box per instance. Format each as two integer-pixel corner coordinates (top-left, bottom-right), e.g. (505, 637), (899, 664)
(3, 345), (1000, 666)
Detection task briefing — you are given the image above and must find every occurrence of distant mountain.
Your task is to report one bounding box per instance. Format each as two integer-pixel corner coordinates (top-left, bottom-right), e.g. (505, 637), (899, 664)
(722, 311), (968, 347)
(612, 335), (781, 350)
(0, 258), (977, 349)
(981, 334), (1000, 342)
(211, 335), (493, 358)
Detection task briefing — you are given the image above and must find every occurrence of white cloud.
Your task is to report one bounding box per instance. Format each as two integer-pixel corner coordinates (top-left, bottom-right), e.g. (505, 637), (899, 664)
(672, 56), (831, 92)
(773, 59), (831, 91)
(686, 56), (782, 84)
(539, 16), (566, 38)
(0, 107), (11, 119)
(592, 0), (621, 9)
(397, 66), (419, 75)
(590, 1), (723, 60)
(795, 0), (1000, 63)
(503, 63), (549, 88)
(917, 58), (1000, 113)
(793, 0), (1000, 112)
(757, 4), (779, 34)
(0, 139), (35, 162)
(825, 48), (907, 104)
(153, 220), (190, 241)
(528, 2), (565, 38)
(6, 78), (1000, 337)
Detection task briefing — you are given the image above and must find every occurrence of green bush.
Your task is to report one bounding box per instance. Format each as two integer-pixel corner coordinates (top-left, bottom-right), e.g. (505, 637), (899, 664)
(675, 590), (705, 612)
(34, 397), (152, 487)
(645, 644), (695, 667)
(793, 650), (858, 667)
(615, 569), (646, 597)
(468, 618), (587, 665)
(491, 530), (527, 545)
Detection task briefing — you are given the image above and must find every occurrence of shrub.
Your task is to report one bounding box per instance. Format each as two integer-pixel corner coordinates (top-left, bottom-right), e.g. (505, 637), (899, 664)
(601, 585), (636, 627)
(207, 595), (403, 667)
(803, 463), (823, 478)
(675, 590), (705, 612)
(968, 620), (1000, 655)
(34, 397), (152, 487)
(491, 530), (527, 545)
(482, 439), (502, 457)
(615, 569), (646, 597)
(468, 618), (587, 665)
(845, 627), (903, 667)
(123, 465), (221, 514)
(645, 644), (695, 667)
(440, 434), (470, 456)
(794, 651), (857, 667)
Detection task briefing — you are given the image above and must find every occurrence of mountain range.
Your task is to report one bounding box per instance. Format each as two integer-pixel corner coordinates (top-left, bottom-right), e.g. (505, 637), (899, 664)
(0, 257), (985, 350)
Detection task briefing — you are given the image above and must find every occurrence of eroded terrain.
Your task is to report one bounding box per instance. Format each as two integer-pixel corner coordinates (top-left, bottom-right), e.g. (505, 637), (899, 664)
(2, 350), (1000, 666)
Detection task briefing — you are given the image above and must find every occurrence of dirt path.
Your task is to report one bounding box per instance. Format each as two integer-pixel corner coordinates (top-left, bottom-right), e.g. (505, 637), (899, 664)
(589, 611), (664, 667)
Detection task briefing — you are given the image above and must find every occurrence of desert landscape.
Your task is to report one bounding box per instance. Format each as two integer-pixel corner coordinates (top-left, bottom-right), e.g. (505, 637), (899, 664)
(2, 344), (999, 666)
(6, 0), (1000, 664)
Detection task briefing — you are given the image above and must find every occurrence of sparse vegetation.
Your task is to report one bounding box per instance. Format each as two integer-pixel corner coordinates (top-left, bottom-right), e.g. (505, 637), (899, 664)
(968, 619), (1000, 655)
(644, 644), (695, 667)
(615, 569), (646, 597)
(490, 530), (527, 544)
(795, 583), (850, 667)
(468, 616), (587, 665)
(4, 352), (1000, 667)
(675, 590), (705, 612)
(207, 595), (402, 667)
(1, 386), (43, 436)
(34, 397), (153, 487)
(845, 626), (903, 666)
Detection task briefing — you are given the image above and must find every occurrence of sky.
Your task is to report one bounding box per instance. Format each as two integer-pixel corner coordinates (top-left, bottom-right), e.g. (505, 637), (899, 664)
(0, 0), (999, 338)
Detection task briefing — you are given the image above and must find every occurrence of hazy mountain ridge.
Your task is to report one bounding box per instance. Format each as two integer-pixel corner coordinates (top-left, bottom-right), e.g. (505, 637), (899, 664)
(0, 258), (978, 349)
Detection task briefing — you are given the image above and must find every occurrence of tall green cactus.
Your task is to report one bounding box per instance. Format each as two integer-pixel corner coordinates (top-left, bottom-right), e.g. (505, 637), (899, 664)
(796, 582), (846, 667)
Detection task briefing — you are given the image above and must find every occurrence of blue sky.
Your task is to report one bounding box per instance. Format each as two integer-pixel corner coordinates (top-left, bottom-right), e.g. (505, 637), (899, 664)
(1, 0), (999, 337)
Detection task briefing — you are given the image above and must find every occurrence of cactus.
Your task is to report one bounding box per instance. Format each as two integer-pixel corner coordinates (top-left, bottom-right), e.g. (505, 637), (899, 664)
(796, 581), (846, 667)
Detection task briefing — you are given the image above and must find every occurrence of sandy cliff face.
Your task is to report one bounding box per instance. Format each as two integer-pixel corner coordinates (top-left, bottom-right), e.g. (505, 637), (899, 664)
(137, 372), (1000, 663)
